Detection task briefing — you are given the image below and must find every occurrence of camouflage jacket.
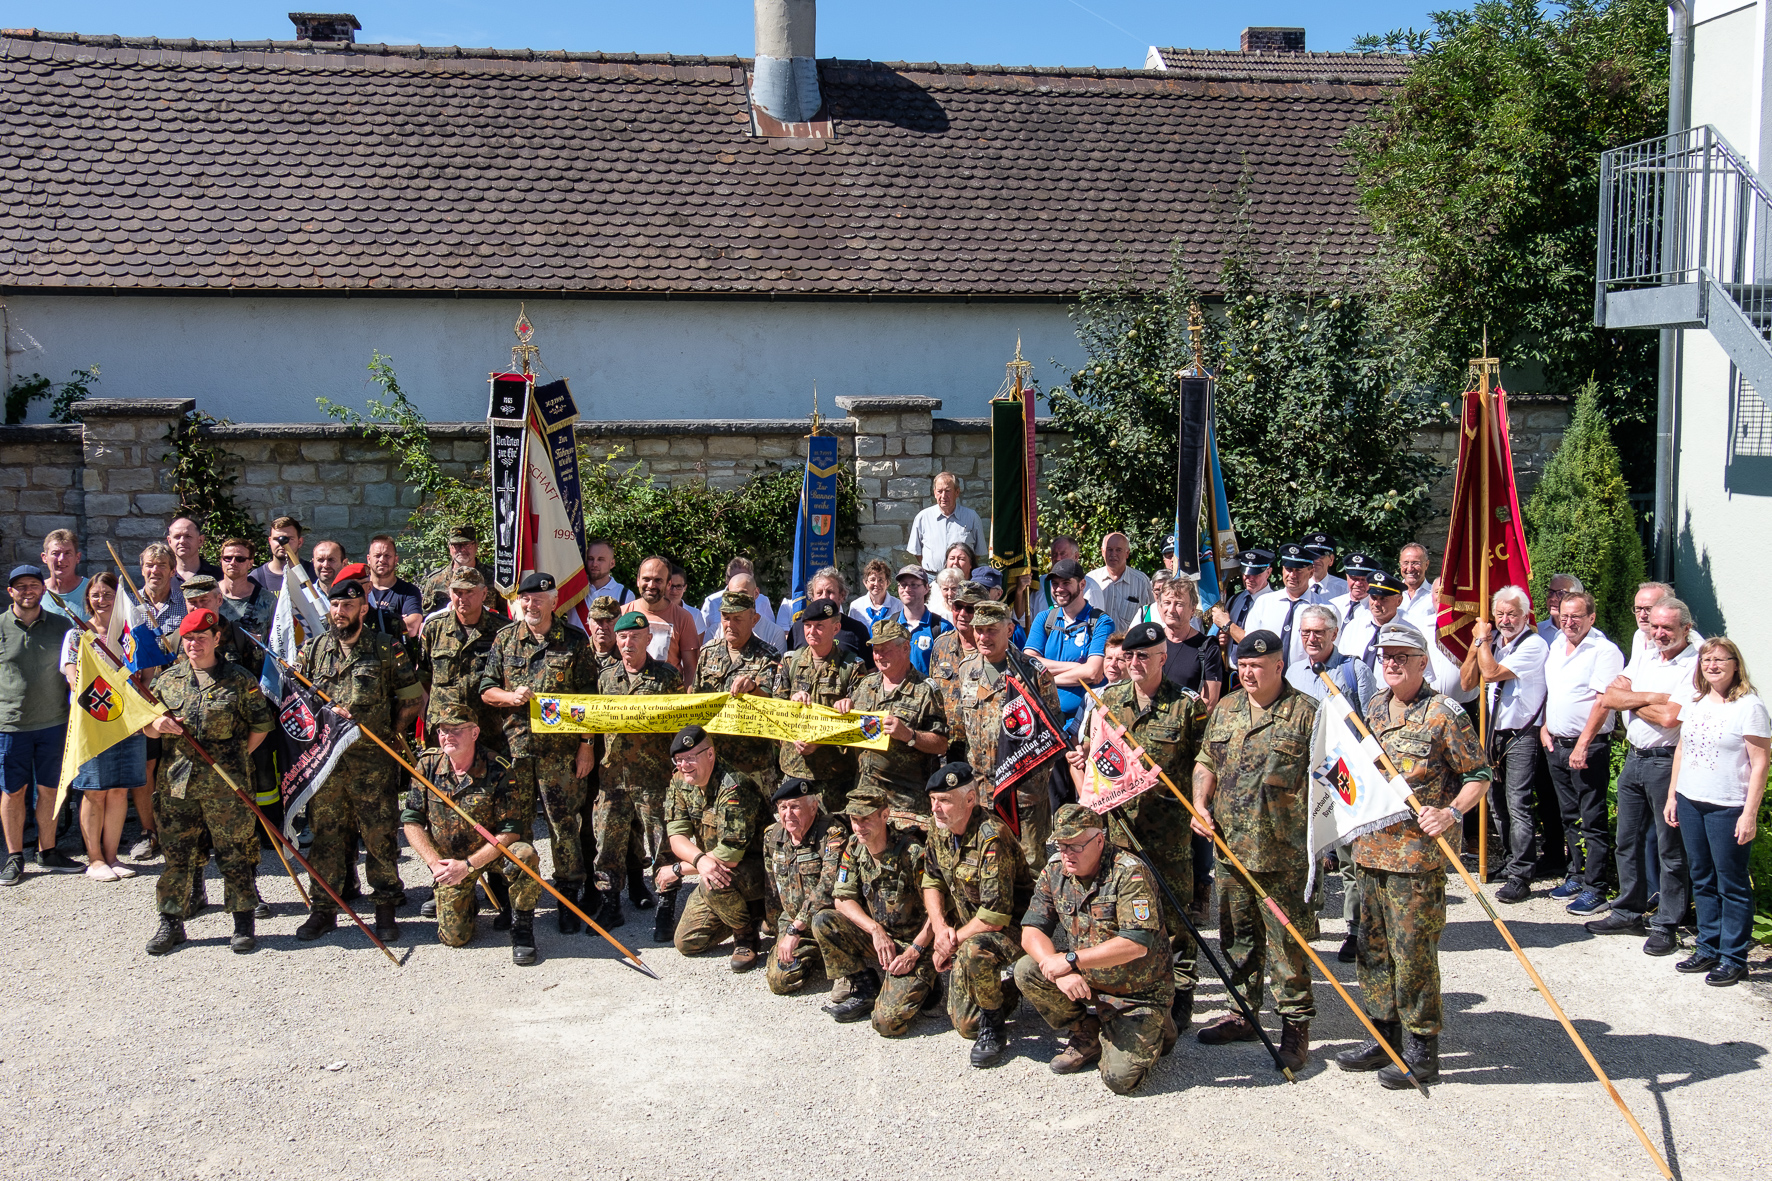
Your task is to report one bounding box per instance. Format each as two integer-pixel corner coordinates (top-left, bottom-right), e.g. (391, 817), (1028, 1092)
(921, 804), (1033, 928)
(417, 562), (506, 617)
(418, 608), (510, 745)
(774, 644), (864, 781)
(764, 812), (847, 936)
(926, 629), (977, 761)
(694, 635), (781, 778)
(478, 616), (597, 757)
(1194, 683), (1319, 872)
(664, 759), (769, 869)
(850, 667), (948, 816)
(295, 626), (422, 753)
(1096, 679), (1208, 857)
(834, 830), (930, 944)
(1357, 686), (1491, 873)
(1022, 849), (1171, 1000)
(597, 656), (683, 788)
(154, 658), (274, 800)
(954, 652), (1064, 802)
(400, 747), (525, 862)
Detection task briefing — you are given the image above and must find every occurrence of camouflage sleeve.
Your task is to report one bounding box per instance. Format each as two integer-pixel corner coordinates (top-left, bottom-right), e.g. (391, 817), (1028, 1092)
(833, 838), (862, 902)
(660, 662), (683, 693)
(1020, 861), (1059, 935)
(692, 646), (716, 693)
(921, 681), (949, 739)
(708, 780), (760, 863)
(663, 776), (696, 838)
(478, 634), (507, 697)
(1439, 702), (1492, 782)
(387, 642), (423, 702)
(794, 823), (847, 925)
(400, 757), (432, 828)
(773, 651), (797, 701)
(974, 829), (1019, 927)
(1035, 665), (1063, 722)
(294, 634), (318, 679)
(240, 677), (276, 734)
(1112, 859), (1160, 949)
(920, 837), (945, 894)
(416, 618), (436, 687)
(1194, 708), (1227, 778)
(492, 764), (525, 836)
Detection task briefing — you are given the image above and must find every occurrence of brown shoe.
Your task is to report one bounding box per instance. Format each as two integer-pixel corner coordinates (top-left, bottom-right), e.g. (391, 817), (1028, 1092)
(1278, 1018), (1310, 1070)
(729, 938), (760, 973)
(1049, 1016), (1102, 1074)
(1160, 1008), (1179, 1057)
(1197, 1013), (1259, 1045)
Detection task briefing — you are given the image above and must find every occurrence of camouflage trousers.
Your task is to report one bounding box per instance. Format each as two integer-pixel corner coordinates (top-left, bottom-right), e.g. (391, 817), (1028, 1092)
(592, 780), (669, 890)
(518, 751), (586, 887)
(810, 909), (937, 1036)
(155, 784), (259, 917)
(1117, 835), (1198, 992)
(307, 758), (403, 914)
(1216, 858), (1316, 1021)
(673, 860), (767, 956)
(1016, 794), (1053, 878)
(436, 842), (543, 947)
(1014, 957), (1172, 1095)
(765, 929), (824, 996)
(1355, 864), (1447, 1036)
(947, 928), (1022, 1038)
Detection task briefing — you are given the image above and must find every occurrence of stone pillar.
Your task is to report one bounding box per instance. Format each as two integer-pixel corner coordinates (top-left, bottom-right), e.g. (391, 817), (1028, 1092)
(835, 395), (940, 568)
(77, 398), (194, 565)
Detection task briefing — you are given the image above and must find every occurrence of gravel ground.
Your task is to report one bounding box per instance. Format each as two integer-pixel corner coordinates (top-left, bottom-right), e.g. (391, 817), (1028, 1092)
(3, 819), (1767, 1181)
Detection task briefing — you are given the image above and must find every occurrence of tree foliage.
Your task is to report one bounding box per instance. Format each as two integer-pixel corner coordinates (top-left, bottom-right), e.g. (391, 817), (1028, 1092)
(1347, 0), (1670, 490)
(4, 365), (100, 425)
(163, 412), (263, 562)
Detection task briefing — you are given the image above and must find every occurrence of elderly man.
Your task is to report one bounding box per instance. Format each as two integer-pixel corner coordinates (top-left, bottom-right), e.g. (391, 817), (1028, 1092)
(166, 516), (222, 585)
(402, 705), (542, 963)
(692, 587), (782, 793)
(1329, 552), (1383, 632)
(1585, 598), (1700, 955)
(1025, 557), (1113, 728)
(907, 472), (985, 576)
(593, 610), (683, 929)
(1301, 531), (1348, 602)
(1626, 581), (1704, 662)
(1540, 590), (1626, 917)
(1086, 532), (1154, 632)
(1536, 574), (1584, 644)
(1242, 542), (1318, 670)
(1, 565), (80, 885)
(137, 543), (188, 638)
(1459, 586), (1550, 903)
(1286, 603), (1377, 713)
(1337, 621), (1490, 1088)
(418, 524), (503, 617)
(663, 725), (771, 969)
(775, 598), (864, 817)
(1016, 804), (1177, 1091)
(1339, 570), (1405, 672)
(761, 777), (847, 995)
(37, 529), (88, 624)
(786, 567), (873, 667)
(846, 619), (948, 834)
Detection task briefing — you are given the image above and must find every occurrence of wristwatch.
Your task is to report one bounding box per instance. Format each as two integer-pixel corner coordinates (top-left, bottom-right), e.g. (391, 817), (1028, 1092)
(1447, 805), (1463, 824)
(1064, 950), (1079, 970)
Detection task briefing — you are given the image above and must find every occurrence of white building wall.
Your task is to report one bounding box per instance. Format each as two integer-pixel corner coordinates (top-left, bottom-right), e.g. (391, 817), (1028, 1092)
(1690, 1), (1761, 162)
(1, 295), (1087, 425)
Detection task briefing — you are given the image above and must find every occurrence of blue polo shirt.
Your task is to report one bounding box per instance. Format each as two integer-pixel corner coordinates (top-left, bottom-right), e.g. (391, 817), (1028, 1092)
(1025, 602), (1113, 721)
(899, 609), (951, 676)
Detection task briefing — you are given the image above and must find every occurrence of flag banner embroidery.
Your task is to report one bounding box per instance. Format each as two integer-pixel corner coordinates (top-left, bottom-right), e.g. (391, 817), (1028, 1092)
(989, 674), (1066, 834)
(1076, 707), (1162, 814)
(1306, 680), (1413, 898)
(791, 434), (841, 602)
(277, 679), (362, 840)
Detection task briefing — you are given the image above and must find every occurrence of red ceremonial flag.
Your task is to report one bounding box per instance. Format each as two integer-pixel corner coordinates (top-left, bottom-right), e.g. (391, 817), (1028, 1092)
(1436, 357), (1533, 662)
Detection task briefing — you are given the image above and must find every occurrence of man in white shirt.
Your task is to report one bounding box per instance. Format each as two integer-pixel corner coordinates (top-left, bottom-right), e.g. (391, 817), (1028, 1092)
(583, 538), (628, 606)
(699, 557), (776, 642)
(1535, 574), (1583, 644)
(1084, 531), (1154, 632)
(1241, 542), (1317, 669)
(1338, 570), (1404, 671)
(1397, 543), (1437, 630)
(1627, 580), (1702, 661)
(1300, 531), (1348, 602)
(1538, 590), (1625, 914)
(1459, 586), (1549, 903)
(905, 473), (984, 575)
(1585, 597), (1699, 956)
(1328, 551), (1381, 634)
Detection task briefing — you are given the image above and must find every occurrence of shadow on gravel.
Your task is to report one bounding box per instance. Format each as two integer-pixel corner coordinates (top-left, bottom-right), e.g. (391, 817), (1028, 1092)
(1439, 916), (1597, 953)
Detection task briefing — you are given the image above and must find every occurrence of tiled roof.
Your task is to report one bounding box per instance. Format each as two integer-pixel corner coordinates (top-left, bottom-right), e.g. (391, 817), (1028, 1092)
(1149, 47), (1414, 84)
(0, 30), (1394, 297)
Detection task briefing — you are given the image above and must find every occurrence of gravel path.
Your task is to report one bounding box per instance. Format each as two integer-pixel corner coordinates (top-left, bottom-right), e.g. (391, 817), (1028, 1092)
(3, 824), (1766, 1181)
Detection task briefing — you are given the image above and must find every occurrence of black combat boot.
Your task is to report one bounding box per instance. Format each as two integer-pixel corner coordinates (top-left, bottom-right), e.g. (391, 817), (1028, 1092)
(486, 873), (512, 931)
(188, 874), (208, 915)
(1171, 987), (1195, 1030)
(420, 894), (438, 919)
(1379, 1031), (1439, 1089)
(596, 887), (624, 931)
(970, 1007), (1008, 1068)
(1335, 1019), (1402, 1072)
(652, 887), (679, 945)
(825, 970), (882, 1023)
(556, 882), (583, 934)
(626, 856), (654, 910)
(511, 909), (537, 966)
(253, 899), (271, 920)
(374, 904), (400, 942)
(295, 909), (337, 942)
(231, 911), (257, 954)
(145, 914), (186, 956)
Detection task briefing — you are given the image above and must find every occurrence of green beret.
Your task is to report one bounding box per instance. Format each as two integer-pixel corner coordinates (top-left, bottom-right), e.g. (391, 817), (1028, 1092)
(613, 610), (649, 633)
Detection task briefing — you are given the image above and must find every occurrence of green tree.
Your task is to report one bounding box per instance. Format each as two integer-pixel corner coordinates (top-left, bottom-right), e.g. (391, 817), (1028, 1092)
(163, 412), (264, 562)
(1523, 379), (1646, 642)
(1347, 0), (1670, 490)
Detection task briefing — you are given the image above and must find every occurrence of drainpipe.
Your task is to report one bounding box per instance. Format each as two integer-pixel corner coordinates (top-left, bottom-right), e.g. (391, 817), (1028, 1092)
(1655, 1), (1692, 582)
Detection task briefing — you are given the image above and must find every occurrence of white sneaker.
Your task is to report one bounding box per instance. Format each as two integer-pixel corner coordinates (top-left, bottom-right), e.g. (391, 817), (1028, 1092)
(108, 861), (137, 879)
(85, 862), (119, 883)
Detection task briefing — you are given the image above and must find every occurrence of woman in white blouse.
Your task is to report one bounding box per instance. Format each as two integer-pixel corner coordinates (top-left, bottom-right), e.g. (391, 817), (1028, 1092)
(58, 574), (145, 883)
(1664, 637), (1769, 986)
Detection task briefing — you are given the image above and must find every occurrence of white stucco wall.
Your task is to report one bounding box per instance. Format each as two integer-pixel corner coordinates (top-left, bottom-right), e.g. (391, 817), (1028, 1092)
(1, 295), (1088, 424)
(1690, 2), (1761, 163)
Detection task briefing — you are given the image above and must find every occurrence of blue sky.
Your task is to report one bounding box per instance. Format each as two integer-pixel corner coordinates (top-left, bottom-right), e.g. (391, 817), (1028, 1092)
(13, 1), (1439, 68)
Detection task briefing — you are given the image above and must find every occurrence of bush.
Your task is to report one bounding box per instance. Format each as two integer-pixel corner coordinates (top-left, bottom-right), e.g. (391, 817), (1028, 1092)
(165, 412), (264, 563)
(4, 365), (100, 425)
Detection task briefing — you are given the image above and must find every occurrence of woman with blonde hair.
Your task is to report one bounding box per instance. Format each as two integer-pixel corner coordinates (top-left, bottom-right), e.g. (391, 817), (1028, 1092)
(1664, 636), (1768, 986)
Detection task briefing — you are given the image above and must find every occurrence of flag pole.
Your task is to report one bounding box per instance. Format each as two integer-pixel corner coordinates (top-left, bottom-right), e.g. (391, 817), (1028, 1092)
(1314, 672), (1671, 1179)
(1476, 347), (1492, 884)
(1080, 684), (1426, 1094)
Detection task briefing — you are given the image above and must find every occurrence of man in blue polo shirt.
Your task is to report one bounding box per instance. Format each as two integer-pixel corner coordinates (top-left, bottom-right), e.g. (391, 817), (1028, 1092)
(1023, 559), (1113, 731)
(894, 565), (950, 676)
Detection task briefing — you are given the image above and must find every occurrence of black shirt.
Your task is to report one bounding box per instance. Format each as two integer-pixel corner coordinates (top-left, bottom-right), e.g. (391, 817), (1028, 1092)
(1162, 628), (1224, 695)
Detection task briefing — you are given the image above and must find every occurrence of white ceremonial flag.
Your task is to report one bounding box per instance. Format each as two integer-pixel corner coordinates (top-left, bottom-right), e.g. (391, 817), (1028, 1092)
(1306, 678), (1414, 898)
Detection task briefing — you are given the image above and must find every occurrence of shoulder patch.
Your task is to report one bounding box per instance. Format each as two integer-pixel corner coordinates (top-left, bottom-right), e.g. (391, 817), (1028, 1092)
(1132, 899), (1151, 922)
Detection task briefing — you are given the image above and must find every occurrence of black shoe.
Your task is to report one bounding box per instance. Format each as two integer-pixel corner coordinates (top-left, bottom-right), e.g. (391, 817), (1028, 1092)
(1335, 1019), (1401, 1072)
(1379, 1031), (1439, 1089)
(1676, 953), (1720, 974)
(146, 915), (186, 956)
(1495, 878), (1530, 904)
(825, 970), (883, 1023)
(253, 901), (271, 920)
(1705, 964), (1747, 987)
(1171, 987), (1194, 1031)
(596, 887), (625, 932)
(652, 888), (679, 945)
(511, 909), (538, 966)
(1584, 911), (1646, 936)
(341, 875), (362, 901)
(627, 857), (654, 910)
(485, 873), (511, 929)
(970, 1009), (1008, 1067)
(35, 848), (83, 873)
(374, 904), (400, 942)
(1338, 934), (1358, 963)
(557, 883), (583, 934)
(1643, 928), (1680, 957)
(420, 897), (438, 919)
(296, 910), (337, 941)
(230, 911), (257, 954)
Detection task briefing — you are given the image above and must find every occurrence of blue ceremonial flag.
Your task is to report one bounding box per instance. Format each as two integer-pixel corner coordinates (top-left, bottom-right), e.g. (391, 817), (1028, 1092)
(1198, 415), (1239, 610)
(790, 433), (842, 617)
(115, 585), (175, 674)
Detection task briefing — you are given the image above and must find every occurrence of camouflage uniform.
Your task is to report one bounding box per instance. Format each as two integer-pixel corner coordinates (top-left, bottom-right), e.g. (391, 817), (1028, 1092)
(1355, 687), (1490, 1036)
(774, 644), (864, 816)
(954, 652), (1065, 874)
(1097, 678), (1210, 993)
(811, 829), (938, 1036)
(925, 630), (976, 761)
(596, 656), (683, 891)
(418, 608), (510, 753)
(478, 617), (597, 888)
(418, 562), (504, 617)
(1195, 683), (1320, 1021)
(762, 812), (847, 994)
(849, 668), (948, 832)
(922, 805), (1034, 1037)
(666, 760), (770, 955)
(1016, 849), (1175, 1094)
(694, 635), (783, 792)
(152, 659), (275, 917)
(296, 628), (423, 913)
(401, 747), (541, 946)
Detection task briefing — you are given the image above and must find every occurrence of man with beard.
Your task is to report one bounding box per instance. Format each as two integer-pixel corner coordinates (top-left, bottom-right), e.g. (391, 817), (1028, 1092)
(625, 556), (701, 680)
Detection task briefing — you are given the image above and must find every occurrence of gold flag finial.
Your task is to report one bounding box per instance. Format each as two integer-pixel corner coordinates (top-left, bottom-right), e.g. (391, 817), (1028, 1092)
(511, 303), (539, 375)
(1188, 302), (1205, 375)
(809, 382), (823, 435)
(1466, 325), (1500, 395)
(1005, 335), (1033, 395)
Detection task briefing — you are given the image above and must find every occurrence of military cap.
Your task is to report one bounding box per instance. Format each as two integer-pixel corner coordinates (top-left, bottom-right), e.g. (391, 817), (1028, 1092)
(719, 590), (756, 615)
(1237, 547), (1275, 567)
(1048, 558), (1088, 582)
(1236, 629), (1283, 659)
(1051, 803), (1107, 841)
(448, 524), (479, 545)
(1377, 621), (1430, 653)
(587, 595), (622, 621)
(334, 562), (369, 584)
(180, 574), (219, 596)
(669, 725), (709, 758)
(1162, 534), (1178, 556)
(801, 598), (841, 622)
(329, 578), (366, 600)
(971, 567), (1004, 591)
(895, 564), (930, 584)
(447, 568), (486, 590)
(772, 776), (819, 803)
(177, 607), (220, 636)
(6, 564), (45, 586)
(1302, 531), (1337, 557)
(971, 599), (1012, 625)
(843, 784), (892, 817)
(927, 761), (977, 793)
(1367, 570), (1406, 597)
(1342, 552), (1384, 577)
(1121, 621), (1166, 652)
(1276, 542), (1315, 568)
(432, 703), (480, 728)
(517, 571), (556, 594)
(613, 610), (649, 633)
(954, 582), (990, 607)
(869, 617), (911, 645)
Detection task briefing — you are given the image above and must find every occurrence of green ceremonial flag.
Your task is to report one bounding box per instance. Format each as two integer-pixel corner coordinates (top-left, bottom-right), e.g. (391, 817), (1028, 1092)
(989, 392), (1033, 583)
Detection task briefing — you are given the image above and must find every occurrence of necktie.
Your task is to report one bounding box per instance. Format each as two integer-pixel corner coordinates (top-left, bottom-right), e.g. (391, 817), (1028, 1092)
(1234, 592), (1254, 627)
(1279, 597), (1303, 663)
(1363, 622), (1380, 669)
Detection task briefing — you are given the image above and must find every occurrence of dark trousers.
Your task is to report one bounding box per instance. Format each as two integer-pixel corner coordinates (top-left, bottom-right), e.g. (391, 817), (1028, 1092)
(1612, 750), (1688, 930)
(1488, 728), (1540, 882)
(1676, 796), (1754, 969)
(1545, 739), (1613, 888)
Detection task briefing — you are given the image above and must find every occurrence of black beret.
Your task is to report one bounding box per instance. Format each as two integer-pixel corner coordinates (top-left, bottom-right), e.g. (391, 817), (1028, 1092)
(1121, 621), (1166, 652)
(801, 598), (841, 622)
(329, 578), (365, 600)
(668, 725), (709, 758)
(772, 777), (819, 803)
(1237, 629), (1283, 659)
(517, 571), (556, 594)
(926, 761), (977, 793)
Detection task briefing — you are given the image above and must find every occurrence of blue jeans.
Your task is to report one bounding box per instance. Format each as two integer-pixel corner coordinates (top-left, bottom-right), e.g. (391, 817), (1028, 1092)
(1675, 795), (1754, 969)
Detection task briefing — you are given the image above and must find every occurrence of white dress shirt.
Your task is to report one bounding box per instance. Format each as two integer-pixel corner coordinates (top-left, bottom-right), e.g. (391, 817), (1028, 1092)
(906, 504), (985, 571)
(1621, 640), (1700, 749)
(1482, 625), (1549, 731)
(700, 590), (778, 641)
(586, 575), (628, 606)
(1242, 589), (1313, 668)
(1542, 628), (1626, 738)
(1425, 634), (1479, 703)
(1337, 606), (1385, 667)
(1085, 565), (1154, 632)
(849, 593), (905, 629)
(1630, 625), (1703, 663)
(1308, 574), (1348, 603)
(1400, 583), (1437, 629)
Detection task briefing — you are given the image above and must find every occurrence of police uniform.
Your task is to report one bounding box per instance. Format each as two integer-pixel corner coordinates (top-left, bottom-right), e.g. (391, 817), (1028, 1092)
(1241, 543), (1319, 669)
(774, 599), (864, 816)
(1327, 551), (1384, 638)
(761, 777), (847, 995)
(1221, 547), (1274, 674)
(849, 617), (948, 833)
(595, 611), (683, 919)
(1302, 531), (1349, 602)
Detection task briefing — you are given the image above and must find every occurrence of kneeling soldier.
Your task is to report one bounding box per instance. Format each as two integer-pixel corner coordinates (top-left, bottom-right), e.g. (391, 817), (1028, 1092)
(401, 706), (543, 965)
(763, 776), (847, 995)
(1016, 804), (1178, 1093)
(814, 785), (940, 1035)
(664, 726), (770, 970)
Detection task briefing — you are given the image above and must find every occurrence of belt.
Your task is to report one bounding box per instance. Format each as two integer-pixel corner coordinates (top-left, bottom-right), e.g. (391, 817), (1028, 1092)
(1493, 726), (1534, 739)
(1549, 734), (1580, 748)
(1628, 745), (1675, 759)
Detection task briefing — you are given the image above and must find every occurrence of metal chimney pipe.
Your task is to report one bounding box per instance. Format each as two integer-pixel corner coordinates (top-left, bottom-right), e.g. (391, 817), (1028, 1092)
(752, 0), (821, 123)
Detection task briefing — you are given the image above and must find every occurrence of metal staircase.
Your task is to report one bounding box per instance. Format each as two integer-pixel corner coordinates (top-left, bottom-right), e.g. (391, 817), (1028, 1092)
(1597, 126), (1772, 396)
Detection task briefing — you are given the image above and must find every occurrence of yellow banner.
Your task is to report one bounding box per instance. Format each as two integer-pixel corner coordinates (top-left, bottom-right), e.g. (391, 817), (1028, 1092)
(529, 692), (890, 750)
(59, 632), (163, 793)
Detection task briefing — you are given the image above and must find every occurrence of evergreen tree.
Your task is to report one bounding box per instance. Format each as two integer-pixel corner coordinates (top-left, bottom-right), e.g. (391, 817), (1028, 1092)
(1524, 379), (1646, 641)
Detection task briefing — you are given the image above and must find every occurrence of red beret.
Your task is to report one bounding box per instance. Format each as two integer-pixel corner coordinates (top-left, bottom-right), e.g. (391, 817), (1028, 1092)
(178, 608), (220, 636)
(333, 562), (369, 584)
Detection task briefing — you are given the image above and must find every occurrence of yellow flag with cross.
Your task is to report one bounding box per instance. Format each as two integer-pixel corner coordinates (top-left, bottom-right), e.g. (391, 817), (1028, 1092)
(58, 631), (163, 793)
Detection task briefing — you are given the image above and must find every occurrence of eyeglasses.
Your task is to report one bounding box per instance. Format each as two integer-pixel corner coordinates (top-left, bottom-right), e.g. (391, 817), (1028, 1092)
(671, 747), (711, 766)
(1632, 605), (1655, 616)
(1123, 651), (1159, 663)
(1379, 653), (1421, 666)
(1055, 832), (1102, 855)
(220, 554), (253, 563)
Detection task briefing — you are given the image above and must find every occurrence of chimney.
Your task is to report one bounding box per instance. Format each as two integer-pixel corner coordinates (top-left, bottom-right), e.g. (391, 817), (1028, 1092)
(288, 12), (361, 43)
(752, 0), (822, 124)
(1240, 27), (1306, 53)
